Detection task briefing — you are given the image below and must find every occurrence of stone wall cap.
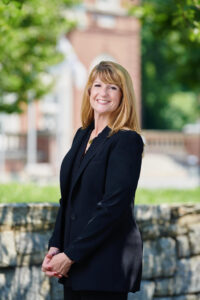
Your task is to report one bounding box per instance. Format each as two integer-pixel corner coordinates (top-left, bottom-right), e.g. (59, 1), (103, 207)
(0, 203), (59, 208)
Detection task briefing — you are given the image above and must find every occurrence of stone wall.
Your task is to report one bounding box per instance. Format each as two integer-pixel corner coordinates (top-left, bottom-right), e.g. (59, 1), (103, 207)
(0, 203), (200, 300)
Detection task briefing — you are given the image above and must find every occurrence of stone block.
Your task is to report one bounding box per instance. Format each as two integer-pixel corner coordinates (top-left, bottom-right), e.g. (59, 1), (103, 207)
(188, 224), (200, 255)
(140, 223), (170, 240)
(50, 276), (64, 300)
(153, 297), (172, 300)
(0, 203), (59, 230)
(153, 294), (200, 300)
(128, 280), (155, 300)
(0, 272), (6, 288)
(174, 295), (200, 300)
(0, 266), (50, 300)
(0, 204), (13, 227)
(0, 231), (16, 267)
(176, 235), (190, 258)
(15, 231), (52, 266)
(135, 205), (171, 223)
(178, 215), (200, 227)
(167, 223), (188, 236)
(140, 221), (190, 240)
(142, 237), (176, 279)
(155, 256), (200, 296)
(171, 205), (200, 218)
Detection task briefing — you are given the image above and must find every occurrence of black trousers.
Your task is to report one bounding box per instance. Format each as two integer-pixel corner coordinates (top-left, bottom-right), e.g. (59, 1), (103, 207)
(64, 286), (128, 300)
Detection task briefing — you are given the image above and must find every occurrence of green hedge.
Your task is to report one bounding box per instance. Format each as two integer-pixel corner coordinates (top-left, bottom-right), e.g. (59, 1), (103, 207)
(0, 183), (60, 203)
(0, 183), (199, 204)
(135, 188), (200, 204)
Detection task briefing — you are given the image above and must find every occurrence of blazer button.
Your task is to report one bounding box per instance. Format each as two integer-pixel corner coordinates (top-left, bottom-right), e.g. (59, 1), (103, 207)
(70, 213), (76, 221)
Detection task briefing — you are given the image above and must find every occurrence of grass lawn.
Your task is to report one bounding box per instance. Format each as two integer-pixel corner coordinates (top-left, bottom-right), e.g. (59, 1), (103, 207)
(0, 183), (60, 203)
(0, 183), (199, 204)
(135, 188), (200, 205)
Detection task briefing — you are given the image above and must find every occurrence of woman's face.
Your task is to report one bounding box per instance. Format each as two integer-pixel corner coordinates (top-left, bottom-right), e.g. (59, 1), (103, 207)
(89, 75), (122, 117)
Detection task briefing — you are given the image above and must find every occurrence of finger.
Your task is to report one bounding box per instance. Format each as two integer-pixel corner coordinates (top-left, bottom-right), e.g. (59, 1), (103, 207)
(44, 258), (51, 264)
(53, 270), (68, 278)
(41, 263), (49, 272)
(53, 272), (63, 278)
(41, 262), (49, 271)
(54, 274), (62, 278)
(42, 266), (51, 273)
(45, 271), (55, 277)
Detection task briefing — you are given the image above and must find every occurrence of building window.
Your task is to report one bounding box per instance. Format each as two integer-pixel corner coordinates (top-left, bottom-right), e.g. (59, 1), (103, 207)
(96, 0), (120, 10)
(96, 14), (115, 28)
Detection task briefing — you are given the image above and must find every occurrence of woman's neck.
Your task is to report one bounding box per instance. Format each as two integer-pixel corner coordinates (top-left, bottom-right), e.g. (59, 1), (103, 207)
(93, 116), (109, 136)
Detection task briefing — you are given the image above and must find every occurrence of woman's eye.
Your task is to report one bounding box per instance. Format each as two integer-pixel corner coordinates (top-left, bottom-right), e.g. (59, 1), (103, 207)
(110, 86), (117, 90)
(94, 84), (101, 87)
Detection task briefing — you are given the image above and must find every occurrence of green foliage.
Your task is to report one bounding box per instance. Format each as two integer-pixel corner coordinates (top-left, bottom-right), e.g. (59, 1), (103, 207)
(163, 92), (199, 130)
(129, 0), (200, 130)
(129, 0), (200, 43)
(0, 0), (79, 113)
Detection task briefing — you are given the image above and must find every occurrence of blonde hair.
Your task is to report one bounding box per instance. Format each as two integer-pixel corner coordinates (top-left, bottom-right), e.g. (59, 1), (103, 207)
(81, 61), (141, 137)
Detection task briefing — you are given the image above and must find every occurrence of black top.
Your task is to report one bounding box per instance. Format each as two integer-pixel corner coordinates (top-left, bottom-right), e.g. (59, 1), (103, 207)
(71, 128), (92, 182)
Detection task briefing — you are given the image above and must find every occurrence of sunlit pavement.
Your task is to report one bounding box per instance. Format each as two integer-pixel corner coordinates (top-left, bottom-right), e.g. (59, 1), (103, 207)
(138, 153), (200, 189)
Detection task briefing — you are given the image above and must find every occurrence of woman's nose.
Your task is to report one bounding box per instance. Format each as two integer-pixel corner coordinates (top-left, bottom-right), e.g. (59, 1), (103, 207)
(99, 87), (108, 97)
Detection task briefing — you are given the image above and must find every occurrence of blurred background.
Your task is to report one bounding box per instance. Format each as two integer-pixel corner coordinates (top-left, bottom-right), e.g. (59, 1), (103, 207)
(0, 0), (199, 202)
(0, 1), (200, 299)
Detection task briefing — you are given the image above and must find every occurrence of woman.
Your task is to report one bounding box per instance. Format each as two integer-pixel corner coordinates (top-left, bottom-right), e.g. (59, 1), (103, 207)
(42, 61), (144, 300)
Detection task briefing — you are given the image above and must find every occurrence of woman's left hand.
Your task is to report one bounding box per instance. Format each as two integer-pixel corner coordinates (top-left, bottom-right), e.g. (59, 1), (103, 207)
(46, 252), (75, 278)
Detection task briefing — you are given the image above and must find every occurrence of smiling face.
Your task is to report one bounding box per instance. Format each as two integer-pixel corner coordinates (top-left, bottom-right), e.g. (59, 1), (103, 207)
(81, 61), (140, 132)
(89, 76), (122, 118)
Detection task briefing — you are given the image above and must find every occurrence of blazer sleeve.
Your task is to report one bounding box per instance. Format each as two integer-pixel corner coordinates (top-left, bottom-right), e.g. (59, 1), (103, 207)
(64, 131), (144, 262)
(48, 198), (64, 250)
(48, 127), (82, 250)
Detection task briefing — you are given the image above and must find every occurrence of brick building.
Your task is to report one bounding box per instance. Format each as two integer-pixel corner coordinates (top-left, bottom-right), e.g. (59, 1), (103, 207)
(0, 0), (142, 180)
(68, 0), (142, 128)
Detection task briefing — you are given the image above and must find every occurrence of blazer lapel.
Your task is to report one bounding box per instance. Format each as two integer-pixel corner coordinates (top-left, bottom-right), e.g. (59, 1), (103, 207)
(70, 125), (111, 202)
(60, 123), (92, 199)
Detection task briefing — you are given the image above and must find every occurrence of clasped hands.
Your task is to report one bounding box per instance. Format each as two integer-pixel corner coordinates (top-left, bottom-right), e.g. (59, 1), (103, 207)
(41, 247), (74, 279)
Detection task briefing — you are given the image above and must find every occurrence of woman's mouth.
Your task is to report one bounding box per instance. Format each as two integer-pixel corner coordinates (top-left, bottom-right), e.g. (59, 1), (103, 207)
(96, 99), (111, 104)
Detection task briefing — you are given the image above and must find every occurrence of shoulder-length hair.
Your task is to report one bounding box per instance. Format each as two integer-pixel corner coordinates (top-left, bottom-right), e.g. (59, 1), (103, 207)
(81, 61), (141, 137)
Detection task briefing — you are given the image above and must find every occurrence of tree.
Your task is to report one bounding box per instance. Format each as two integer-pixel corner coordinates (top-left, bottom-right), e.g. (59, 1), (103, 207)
(129, 0), (200, 129)
(0, 0), (79, 113)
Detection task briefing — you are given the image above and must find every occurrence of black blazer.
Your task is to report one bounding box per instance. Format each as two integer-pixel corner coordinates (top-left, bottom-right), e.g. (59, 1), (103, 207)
(48, 120), (144, 293)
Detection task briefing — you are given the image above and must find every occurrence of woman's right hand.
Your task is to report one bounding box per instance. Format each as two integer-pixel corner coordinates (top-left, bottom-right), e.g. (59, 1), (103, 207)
(41, 247), (62, 278)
